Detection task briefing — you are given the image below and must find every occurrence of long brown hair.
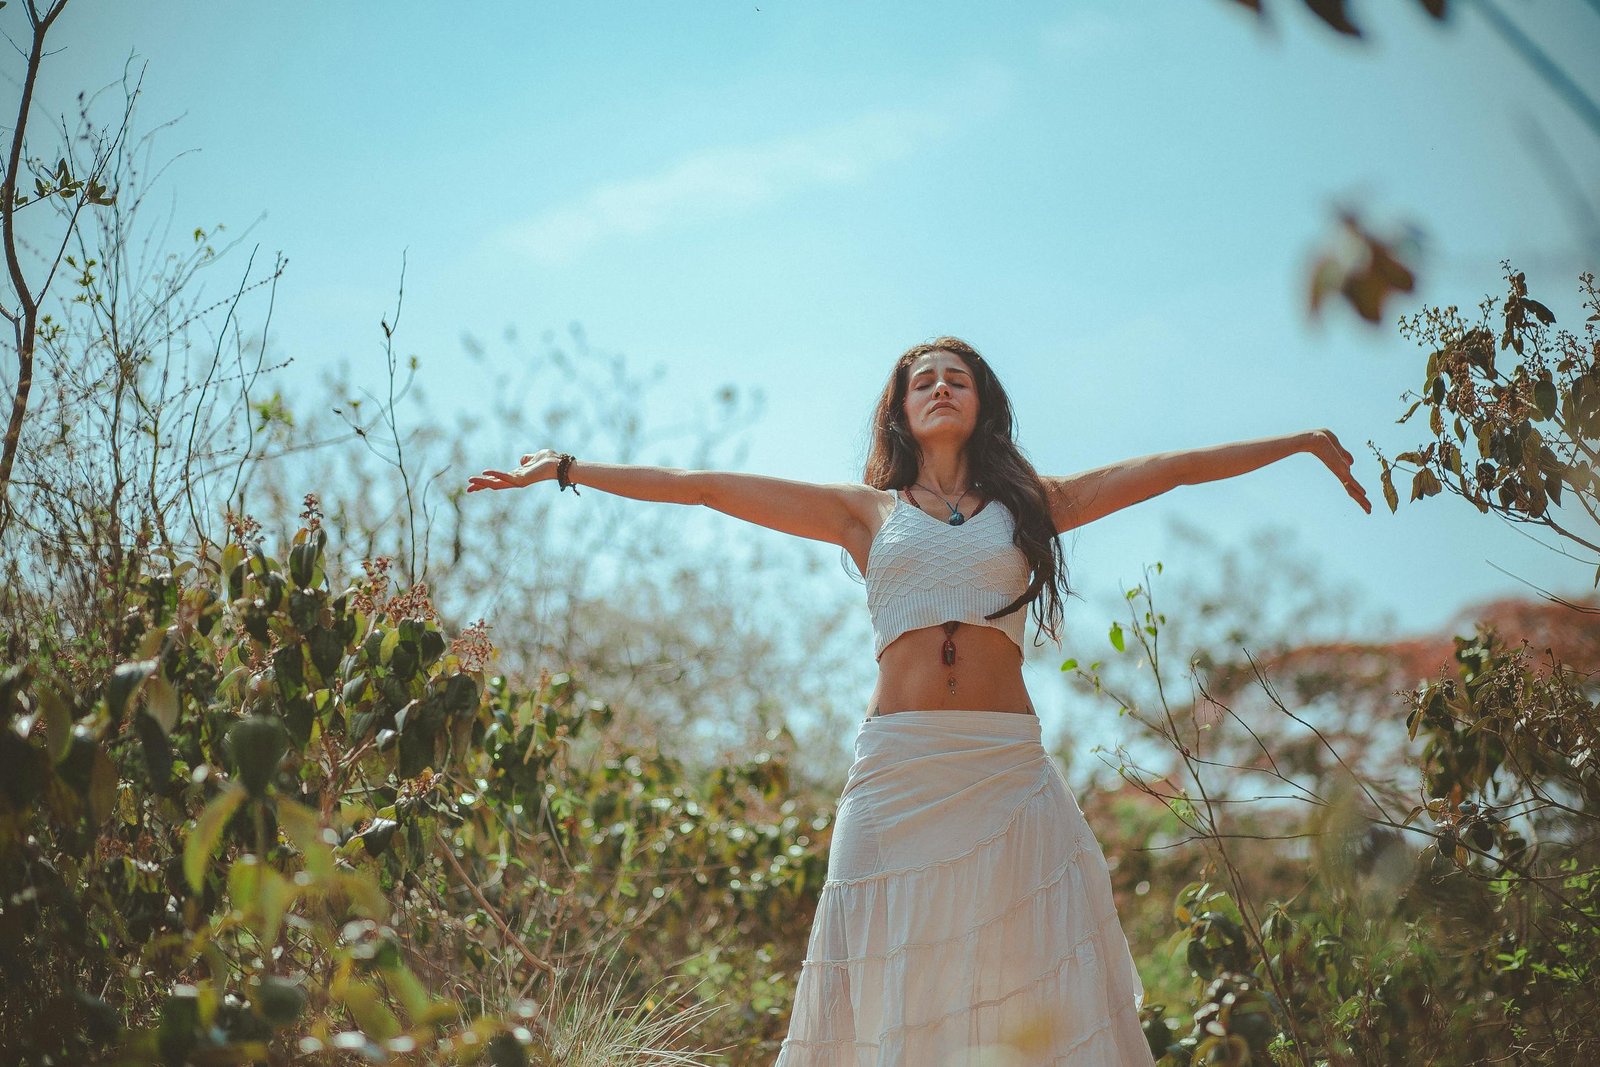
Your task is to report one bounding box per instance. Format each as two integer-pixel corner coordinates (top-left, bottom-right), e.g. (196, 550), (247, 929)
(860, 336), (1072, 649)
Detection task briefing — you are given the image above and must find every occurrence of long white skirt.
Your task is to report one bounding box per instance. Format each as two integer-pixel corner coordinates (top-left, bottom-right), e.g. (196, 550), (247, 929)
(774, 710), (1156, 1067)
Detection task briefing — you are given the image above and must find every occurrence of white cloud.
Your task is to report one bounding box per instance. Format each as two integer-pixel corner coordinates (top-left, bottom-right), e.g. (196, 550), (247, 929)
(500, 70), (1012, 265)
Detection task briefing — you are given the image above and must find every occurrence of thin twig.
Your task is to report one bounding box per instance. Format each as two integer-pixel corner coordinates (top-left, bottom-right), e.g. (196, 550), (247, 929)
(435, 836), (556, 980)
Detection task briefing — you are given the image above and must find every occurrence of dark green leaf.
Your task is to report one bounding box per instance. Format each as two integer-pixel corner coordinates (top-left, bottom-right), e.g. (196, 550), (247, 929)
(1533, 379), (1557, 419)
(443, 674), (479, 716)
(487, 1033), (530, 1067)
(254, 976), (307, 1027)
(158, 987), (201, 1065)
(225, 715), (289, 797)
(134, 710), (173, 788)
(107, 659), (157, 724)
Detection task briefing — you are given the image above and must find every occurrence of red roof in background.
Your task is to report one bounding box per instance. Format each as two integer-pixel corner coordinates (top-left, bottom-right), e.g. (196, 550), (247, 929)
(1202, 593), (1599, 704)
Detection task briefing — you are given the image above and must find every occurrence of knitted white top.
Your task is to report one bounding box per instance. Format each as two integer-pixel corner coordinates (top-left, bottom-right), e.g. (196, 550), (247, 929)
(864, 491), (1031, 660)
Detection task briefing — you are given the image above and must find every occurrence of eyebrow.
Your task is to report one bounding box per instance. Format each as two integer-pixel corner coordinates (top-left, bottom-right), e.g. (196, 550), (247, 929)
(910, 364), (972, 379)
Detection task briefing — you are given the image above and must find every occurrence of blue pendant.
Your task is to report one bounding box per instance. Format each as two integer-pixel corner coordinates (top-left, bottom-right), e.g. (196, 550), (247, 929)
(948, 511), (964, 525)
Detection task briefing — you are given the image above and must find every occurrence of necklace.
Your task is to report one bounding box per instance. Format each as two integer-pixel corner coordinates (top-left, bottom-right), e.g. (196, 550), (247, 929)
(904, 485), (975, 695)
(911, 481), (973, 525)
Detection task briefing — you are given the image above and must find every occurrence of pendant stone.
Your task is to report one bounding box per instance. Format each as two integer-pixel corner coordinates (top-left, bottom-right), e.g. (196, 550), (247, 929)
(947, 511), (964, 525)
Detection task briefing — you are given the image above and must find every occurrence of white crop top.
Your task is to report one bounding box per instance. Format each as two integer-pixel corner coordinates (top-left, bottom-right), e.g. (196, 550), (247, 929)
(864, 491), (1032, 660)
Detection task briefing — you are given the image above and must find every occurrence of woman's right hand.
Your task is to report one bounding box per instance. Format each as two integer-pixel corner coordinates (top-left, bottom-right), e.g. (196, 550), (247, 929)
(466, 449), (561, 493)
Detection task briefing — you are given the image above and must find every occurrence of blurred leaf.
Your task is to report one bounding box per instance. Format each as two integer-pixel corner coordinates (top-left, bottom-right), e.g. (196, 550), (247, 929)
(336, 871), (391, 920)
(384, 963), (438, 1025)
(186, 782), (248, 892)
(158, 987), (201, 1065)
(41, 686), (71, 764)
(1309, 212), (1417, 325)
(253, 976), (306, 1027)
(133, 710), (173, 787)
(107, 659), (156, 724)
(278, 799), (335, 879)
(85, 745), (118, 825)
(332, 976), (400, 1041)
(144, 672), (179, 734)
(225, 715), (289, 797)
(487, 1033), (530, 1067)
(229, 854), (294, 945)
(1304, 0), (1361, 37)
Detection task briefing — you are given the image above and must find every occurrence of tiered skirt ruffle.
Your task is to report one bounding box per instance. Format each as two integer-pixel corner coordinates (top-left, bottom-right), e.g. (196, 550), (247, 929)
(774, 710), (1154, 1067)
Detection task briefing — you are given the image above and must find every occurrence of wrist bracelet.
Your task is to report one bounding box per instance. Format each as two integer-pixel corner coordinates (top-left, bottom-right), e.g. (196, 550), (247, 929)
(556, 453), (581, 495)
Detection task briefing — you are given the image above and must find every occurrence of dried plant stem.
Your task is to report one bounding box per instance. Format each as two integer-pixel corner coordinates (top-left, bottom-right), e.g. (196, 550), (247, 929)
(435, 836), (556, 982)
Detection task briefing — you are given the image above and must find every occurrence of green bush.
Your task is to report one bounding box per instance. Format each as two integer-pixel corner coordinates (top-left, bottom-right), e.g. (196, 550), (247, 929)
(1, 515), (829, 1065)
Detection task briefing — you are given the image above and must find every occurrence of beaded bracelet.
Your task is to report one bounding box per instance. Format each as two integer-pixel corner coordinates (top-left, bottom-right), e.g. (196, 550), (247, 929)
(556, 453), (581, 495)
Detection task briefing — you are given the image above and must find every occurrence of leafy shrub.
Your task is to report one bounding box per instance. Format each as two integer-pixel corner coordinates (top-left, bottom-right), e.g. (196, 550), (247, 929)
(1, 511), (828, 1065)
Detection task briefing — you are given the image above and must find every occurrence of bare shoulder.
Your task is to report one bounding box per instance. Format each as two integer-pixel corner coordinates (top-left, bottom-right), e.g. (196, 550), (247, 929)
(697, 472), (897, 552)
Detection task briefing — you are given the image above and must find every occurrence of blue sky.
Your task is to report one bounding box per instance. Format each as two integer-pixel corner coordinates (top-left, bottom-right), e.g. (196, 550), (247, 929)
(28, 1), (1600, 750)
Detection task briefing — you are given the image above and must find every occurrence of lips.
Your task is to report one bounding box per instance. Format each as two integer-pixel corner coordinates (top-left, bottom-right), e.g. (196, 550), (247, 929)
(930, 402), (955, 414)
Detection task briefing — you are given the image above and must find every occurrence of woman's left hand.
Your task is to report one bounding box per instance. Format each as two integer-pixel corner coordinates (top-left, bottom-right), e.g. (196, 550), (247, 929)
(1308, 429), (1371, 514)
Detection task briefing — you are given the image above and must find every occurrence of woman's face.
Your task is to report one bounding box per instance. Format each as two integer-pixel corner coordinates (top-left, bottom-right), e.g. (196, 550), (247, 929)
(901, 348), (980, 451)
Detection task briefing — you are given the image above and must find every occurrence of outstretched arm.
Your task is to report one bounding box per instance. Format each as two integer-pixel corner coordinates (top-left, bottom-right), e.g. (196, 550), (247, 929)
(469, 450), (700, 504)
(467, 448), (884, 550)
(1044, 429), (1370, 534)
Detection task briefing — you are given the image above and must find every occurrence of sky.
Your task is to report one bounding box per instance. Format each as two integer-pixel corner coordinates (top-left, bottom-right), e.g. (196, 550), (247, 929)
(19, 0), (1600, 762)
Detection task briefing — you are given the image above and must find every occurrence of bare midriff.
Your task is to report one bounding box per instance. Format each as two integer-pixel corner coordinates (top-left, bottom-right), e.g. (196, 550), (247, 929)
(847, 487), (1037, 719)
(867, 625), (1036, 717)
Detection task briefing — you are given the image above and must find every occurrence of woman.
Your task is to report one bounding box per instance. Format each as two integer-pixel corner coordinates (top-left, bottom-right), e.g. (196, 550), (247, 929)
(467, 337), (1370, 1066)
